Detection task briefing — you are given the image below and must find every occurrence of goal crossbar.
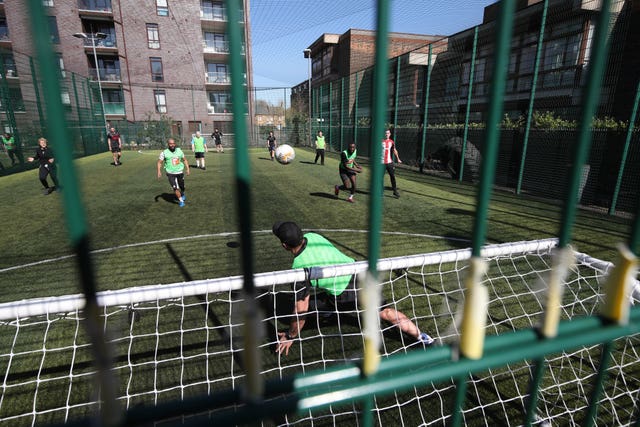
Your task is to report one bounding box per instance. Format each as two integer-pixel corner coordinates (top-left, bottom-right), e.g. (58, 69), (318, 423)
(0, 238), (559, 321)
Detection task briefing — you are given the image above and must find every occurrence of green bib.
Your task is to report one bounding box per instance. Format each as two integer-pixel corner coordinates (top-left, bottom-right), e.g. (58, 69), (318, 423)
(292, 233), (354, 296)
(163, 148), (185, 174)
(192, 136), (205, 152)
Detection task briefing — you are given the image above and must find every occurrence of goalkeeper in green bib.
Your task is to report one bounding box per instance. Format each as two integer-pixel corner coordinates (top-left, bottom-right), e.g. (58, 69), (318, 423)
(272, 221), (435, 356)
(157, 138), (190, 207)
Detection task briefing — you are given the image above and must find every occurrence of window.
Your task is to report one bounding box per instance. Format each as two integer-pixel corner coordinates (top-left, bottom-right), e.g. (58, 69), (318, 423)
(146, 24), (160, 49)
(48, 16), (59, 43)
(156, 0), (168, 16)
(206, 63), (228, 83)
(201, 1), (225, 20)
(322, 47), (332, 77)
(61, 91), (71, 105)
(543, 33), (582, 71)
(150, 57), (163, 82)
(208, 90), (231, 114)
(57, 53), (65, 78)
(0, 18), (8, 40)
(154, 90), (167, 113)
(43, 0), (54, 6)
(103, 89), (125, 115)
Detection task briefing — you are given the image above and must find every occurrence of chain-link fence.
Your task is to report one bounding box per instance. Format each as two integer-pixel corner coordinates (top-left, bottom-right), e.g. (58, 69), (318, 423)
(0, 47), (105, 175)
(306, 0), (639, 215)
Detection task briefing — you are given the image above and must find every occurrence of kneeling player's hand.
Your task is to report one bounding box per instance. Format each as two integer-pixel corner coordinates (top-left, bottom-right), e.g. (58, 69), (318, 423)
(276, 332), (294, 356)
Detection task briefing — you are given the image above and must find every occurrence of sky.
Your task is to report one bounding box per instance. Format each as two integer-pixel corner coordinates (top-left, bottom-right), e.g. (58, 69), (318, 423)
(250, 0), (496, 88)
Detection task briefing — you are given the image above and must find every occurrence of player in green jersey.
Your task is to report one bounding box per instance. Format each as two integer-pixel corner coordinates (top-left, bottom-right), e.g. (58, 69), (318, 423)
(272, 221), (435, 356)
(334, 142), (362, 203)
(157, 138), (190, 207)
(191, 131), (208, 170)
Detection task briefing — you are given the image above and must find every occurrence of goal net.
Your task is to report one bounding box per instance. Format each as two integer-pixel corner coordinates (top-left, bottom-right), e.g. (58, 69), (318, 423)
(0, 239), (638, 426)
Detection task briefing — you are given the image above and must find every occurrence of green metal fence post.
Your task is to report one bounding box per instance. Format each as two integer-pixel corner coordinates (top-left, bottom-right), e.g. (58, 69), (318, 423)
(71, 73), (87, 156)
(453, 2), (515, 426)
(517, 0), (548, 195)
(361, 1), (391, 425)
(329, 81), (332, 150)
(420, 43), (433, 171)
(525, 1), (614, 425)
(225, 0), (262, 403)
(340, 77), (345, 152)
(609, 79), (640, 215)
(0, 55), (20, 158)
(460, 26), (478, 183)
(354, 71), (359, 146)
(393, 56), (400, 139)
(319, 84), (323, 135)
(29, 57), (45, 136)
(27, 0), (120, 425)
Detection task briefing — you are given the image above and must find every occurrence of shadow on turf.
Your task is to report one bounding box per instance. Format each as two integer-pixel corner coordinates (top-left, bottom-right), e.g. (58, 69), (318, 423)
(447, 208), (475, 217)
(309, 189), (370, 200)
(154, 192), (179, 204)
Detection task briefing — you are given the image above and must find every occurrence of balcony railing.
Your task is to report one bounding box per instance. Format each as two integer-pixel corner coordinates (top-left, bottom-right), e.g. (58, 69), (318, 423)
(203, 40), (245, 55)
(1, 67), (17, 78)
(203, 40), (229, 54)
(200, 5), (244, 21)
(206, 72), (230, 84)
(103, 102), (125, 115)
(207, 103), (231, 114)
(78, 0), (112, 12)
(205, 72), (246, 85)
(81, 35), (117, 48)
(90, 67), (121, 82)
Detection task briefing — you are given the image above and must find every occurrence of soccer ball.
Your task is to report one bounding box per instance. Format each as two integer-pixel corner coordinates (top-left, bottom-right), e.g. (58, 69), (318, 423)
(275, 144), (295, 164)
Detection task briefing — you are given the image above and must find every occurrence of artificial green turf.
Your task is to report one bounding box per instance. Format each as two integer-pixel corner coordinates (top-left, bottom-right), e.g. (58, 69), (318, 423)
(0, 146), (637, 426)
(0, 146), (631, 302)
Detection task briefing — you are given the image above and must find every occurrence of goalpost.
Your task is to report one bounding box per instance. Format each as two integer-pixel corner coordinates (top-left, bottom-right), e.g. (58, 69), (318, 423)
(0, 238), (638, 426)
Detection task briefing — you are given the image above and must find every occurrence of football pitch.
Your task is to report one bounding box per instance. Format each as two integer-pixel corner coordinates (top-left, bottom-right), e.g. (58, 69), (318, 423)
(0, 145), (630, 303)
(0, 145), (636, 425)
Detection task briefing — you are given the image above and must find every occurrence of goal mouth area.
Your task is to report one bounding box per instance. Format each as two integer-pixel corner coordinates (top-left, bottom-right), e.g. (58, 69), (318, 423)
(0, 238), (560, 320)
(1, 238), (639, 427)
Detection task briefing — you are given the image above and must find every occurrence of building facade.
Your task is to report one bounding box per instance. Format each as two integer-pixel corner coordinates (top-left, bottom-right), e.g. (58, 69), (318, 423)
(0, 0), (252, 138)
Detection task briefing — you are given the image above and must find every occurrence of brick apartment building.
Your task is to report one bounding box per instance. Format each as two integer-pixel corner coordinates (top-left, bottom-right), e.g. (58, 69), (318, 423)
(292, 29), (443, 119)
(293, 0), (639, 129)
(0, 0), (252, 137)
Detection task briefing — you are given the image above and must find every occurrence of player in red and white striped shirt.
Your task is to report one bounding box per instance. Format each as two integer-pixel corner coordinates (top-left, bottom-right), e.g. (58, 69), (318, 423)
(381, 129), (402, 198)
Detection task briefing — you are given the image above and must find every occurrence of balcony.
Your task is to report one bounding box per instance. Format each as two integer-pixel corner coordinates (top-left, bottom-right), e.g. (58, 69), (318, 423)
(78, 0), (112, 13)
(205, 71), (246, 86)
(206, 72), (230, 85)
(200, 5), (244, 22)
(207, 102), (231, 114)
(203, 40), (245, 60)
(103, 101), (125, 115)
(203, 39), (229, 54)
(0, 28), (9, 44)
(89, 67), (121, 83)
(1, 67), (17, 79)
(200, 5), (226, 21)
(80, 35), (117, 49)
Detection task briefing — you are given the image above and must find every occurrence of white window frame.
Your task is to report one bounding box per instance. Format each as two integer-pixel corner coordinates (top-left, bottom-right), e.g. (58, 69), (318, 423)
(154, 90), (167, 113)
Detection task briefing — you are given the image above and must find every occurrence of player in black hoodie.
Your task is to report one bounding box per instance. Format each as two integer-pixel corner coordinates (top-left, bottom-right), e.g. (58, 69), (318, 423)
(27, 137), (59, 195)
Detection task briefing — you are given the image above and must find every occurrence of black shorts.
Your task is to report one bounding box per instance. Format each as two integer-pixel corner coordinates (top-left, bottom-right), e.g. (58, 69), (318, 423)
(297, 276), (387, 313)
(339, 170), (357, 182)
(195, 152), (205, 159)
(111, 147), (121, 153)
(166, 173), (184, 190)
